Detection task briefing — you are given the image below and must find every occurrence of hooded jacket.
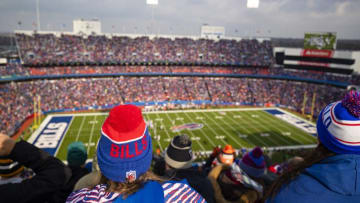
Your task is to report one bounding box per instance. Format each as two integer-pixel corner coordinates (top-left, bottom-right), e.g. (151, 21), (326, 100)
(267, 154), (360, 203)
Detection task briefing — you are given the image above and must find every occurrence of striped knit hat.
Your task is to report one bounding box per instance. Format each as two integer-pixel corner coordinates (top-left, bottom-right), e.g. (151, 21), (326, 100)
(0, 157), (24, 178)
(317, 91), (360, 154)
(239, 147), (266, 178)
(97, 105), (152, 182)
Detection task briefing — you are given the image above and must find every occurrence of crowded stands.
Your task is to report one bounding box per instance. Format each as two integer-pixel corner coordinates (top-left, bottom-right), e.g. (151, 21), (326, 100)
(0, 77), (346, 135)
(15, 34), (273, 66)
(0, 33), (357, 138)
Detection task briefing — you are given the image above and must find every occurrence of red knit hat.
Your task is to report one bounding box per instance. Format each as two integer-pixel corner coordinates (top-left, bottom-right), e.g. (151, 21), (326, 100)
(97, 105), (152, 182)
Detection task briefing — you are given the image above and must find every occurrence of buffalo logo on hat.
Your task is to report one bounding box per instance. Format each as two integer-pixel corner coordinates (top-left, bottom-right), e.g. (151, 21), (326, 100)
(126, 170), (136, 182)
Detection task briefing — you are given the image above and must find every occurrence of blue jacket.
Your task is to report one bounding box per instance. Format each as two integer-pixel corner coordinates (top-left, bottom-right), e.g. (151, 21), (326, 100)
(268, 154), (360, 203)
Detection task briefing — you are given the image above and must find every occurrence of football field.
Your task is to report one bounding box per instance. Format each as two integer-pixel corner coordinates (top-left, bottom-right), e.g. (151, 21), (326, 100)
(29, 108), (318, 161)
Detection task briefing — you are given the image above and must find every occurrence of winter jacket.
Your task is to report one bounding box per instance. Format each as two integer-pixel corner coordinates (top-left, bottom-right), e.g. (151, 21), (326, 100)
(52, 165), (90, 202)
(67, 179), (207, 203)
(267, 154), (360, 203)
(165, 167), (215, 203)
(0, 140), (71, 203)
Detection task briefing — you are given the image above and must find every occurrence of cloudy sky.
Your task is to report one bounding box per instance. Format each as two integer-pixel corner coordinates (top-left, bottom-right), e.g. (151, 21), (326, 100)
(0, 0), (359, 39)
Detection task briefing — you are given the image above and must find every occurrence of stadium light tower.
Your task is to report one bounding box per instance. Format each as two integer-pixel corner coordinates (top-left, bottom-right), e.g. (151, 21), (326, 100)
(146, 0), (158, 35)
(247, 0), (259, 8)
(36, 0), (41, 30)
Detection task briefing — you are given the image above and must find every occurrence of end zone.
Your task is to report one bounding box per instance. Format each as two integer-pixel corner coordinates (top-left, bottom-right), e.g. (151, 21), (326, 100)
(28, 115), (73, 156)
(264, 109), (317, 136)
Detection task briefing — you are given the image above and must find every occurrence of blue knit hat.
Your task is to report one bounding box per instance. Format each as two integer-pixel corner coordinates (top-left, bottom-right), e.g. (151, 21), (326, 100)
(97, 105), (152, 182)
(317, 91), (360, 154)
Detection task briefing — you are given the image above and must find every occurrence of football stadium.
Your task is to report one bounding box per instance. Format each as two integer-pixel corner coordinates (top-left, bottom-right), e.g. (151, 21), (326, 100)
(1, 0), (360, 202)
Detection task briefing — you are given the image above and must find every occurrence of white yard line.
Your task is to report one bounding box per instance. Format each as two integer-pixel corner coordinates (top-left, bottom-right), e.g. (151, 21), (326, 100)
(262, 112), (315, 143)
(157, 113), (172, 140)
(241, 111), (280, 146)
(198, 111), (241, 147)
(76, 116), (86, 141)
(87, 116), (97, 155)
(182, 111), (218, 147)
(54, 116), (74, 156)
(172, 112), (207, 151)
(276, 108), (316, 126)
(144, 114), (163, 151)
(259, 112), (304, 144)
(247, 111), (294, 146)
(225, 111), (269, 147)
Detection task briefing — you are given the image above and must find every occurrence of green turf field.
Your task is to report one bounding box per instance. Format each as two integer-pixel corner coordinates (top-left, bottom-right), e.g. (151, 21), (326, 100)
(52, 108), (317, 161)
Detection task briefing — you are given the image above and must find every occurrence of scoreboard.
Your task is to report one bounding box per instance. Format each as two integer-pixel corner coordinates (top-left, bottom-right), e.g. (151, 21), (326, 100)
(304, 32), (337, 51)
(275, 32), (355, 74)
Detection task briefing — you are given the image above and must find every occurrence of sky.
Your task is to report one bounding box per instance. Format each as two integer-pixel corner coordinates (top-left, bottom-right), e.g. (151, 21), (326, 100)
(0, 0), (359, 39)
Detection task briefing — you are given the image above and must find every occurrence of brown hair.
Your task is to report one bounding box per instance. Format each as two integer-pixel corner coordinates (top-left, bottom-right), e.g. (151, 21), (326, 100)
(263, 143), (335, 202)
(100, 171), (165, 199)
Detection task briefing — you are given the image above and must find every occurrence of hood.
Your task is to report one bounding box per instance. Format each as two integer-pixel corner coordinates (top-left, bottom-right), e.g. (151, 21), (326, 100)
(305, 154), (360, 195)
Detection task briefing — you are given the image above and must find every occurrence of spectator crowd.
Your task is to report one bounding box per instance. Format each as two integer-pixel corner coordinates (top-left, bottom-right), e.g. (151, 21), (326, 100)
(0, 76), (345, 136)
(1, 64), (359, 86)
(15, 34), (273, 66)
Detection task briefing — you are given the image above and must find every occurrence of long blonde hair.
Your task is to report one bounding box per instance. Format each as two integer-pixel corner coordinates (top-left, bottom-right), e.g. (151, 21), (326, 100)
(100, 171), (165, 199)
(263, 143), (335, 202)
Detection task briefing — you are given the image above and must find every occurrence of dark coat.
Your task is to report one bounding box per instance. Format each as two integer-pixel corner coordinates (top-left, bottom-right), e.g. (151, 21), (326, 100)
(0, 141), (71, 203)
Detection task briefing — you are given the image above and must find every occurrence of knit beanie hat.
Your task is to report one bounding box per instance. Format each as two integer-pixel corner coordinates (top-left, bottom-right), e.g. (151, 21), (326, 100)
(0, 157), (24, 178)
(239, 146), (266, 178)
(218, 144), (235, 165)
(97, 105), (152, 182)
(67, 142), (88, 166)
(317, 91), (360, 154)
(165, 134), (193, 169)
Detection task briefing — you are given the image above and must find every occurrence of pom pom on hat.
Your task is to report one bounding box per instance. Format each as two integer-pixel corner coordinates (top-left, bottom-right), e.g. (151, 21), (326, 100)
(239, 147), (266, 178)
(317, 91), (360, 154)
(97, 105), (152, 182)
(342, 90), (360, 118)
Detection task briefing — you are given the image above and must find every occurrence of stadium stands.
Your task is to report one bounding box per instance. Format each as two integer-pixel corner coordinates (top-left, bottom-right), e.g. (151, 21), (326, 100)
(0, 77), (346, 135)
(15, 34), (273, 66)
(1, 33), (358, 137)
